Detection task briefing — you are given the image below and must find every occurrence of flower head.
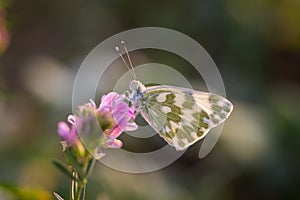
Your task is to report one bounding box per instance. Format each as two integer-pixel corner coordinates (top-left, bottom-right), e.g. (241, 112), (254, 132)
(98, 92), (137, 148)
(57, 92), (138, 155)
(57, 115), (78, 145)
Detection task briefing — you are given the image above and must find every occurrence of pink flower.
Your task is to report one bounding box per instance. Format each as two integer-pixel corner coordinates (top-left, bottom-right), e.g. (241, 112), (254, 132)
(57, 115), (78, 145)
(57, 100), (97, 148)
(98, 92), (138, 148)
(57, 92), (138, 153)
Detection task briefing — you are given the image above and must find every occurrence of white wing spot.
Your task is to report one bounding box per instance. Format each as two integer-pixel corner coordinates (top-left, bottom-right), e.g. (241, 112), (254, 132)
(156, 93), (169, 102)
(221, 110), (227, 115)
(218, 100), (225, 107)
(165, 126), (170, 133)
(174, 94), (185, 107)
(173, 137), (180, 148)
(182, 109), (195, 122)
(203, 117), (210, 124)
(193, 94), (212, 111)
(182, 139), (189, 146)
(161, 106), (172, 114)
(191, 132), (197, 139)
(213, 114), (221, 121)
(200, 127), (207, 133)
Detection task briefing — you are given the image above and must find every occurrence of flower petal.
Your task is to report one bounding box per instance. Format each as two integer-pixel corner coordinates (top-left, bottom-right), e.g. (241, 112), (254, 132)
(99, 92), (119, 110)
(106, 125), (123, 138)
(125, 122), (138, 131)
(67, 115), (75, 124)
(57, 122), (70, 139)
(128, 106), (135, 118)
(57, 121), (79, 145)
(94, 150), (106, 160)
(106, 139), (123, 149)
(112, 102), (130, 128)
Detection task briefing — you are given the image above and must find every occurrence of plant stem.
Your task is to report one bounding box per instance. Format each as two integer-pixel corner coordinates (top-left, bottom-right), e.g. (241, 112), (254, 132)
(72, 157), (96, 200)
(71, 172), (76, 200)
(75, 180), (85, 200)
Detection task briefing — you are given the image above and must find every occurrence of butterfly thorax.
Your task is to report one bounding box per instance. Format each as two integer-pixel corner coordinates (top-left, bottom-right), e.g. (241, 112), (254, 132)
(129, 80), (146, 111)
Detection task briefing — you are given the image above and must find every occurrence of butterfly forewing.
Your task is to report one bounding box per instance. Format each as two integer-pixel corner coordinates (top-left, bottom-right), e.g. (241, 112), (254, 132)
(140, 85), (233, 151)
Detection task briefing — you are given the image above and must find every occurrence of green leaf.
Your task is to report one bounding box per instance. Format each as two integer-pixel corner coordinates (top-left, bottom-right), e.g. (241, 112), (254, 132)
(85, 158), (96, 178)
(0, 181), (52, 200)
(65, 148), (85, 180)
(52, 160), (78, 181)
(53, 192), (65, 200)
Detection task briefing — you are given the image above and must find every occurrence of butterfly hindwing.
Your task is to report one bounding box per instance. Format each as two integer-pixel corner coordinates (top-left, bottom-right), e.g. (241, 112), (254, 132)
(139, 85), (233, 151)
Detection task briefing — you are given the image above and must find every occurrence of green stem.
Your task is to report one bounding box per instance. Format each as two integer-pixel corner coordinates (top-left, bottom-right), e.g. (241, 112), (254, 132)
(75, 180), (85, 200)
(72, 157), (96, 200)
(71, 172), (76, 200)
(81, 184), (86, 200)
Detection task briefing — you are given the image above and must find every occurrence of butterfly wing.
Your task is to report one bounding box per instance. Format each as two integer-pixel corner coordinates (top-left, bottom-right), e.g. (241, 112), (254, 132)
(139, 85), (233, 151)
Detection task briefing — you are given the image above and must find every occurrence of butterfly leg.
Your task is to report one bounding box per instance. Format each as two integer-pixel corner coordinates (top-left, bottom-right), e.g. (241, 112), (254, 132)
(121, 90), (131, 101)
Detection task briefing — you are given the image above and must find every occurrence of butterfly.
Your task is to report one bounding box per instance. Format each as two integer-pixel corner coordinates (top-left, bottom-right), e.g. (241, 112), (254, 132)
(116, 41), (233, 151)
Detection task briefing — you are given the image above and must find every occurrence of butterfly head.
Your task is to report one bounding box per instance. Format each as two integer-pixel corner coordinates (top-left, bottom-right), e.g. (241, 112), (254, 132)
(129, 80), (146, 110)
(129, 80), (146, 93)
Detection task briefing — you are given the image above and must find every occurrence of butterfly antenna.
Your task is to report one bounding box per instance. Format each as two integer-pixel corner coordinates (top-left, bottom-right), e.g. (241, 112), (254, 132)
(115, 46), (134, 79)
(121, 41), (137, 79)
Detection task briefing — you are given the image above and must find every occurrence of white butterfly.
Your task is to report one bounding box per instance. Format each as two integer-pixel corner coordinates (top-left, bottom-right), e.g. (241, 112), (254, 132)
(116, 41), (233, 151)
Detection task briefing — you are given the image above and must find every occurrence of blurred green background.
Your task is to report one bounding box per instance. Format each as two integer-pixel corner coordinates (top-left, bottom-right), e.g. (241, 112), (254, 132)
(1, 0), (300, 199)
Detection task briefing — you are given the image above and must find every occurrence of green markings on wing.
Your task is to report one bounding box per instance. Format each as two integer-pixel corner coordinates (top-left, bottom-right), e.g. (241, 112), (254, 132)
(208, 94), (233, 125)
(165, 93), (182, 122)
(192, 110), (210, 136)
(145, 91), (182, 139)
(172, 109), (210, 149)
(144, 90), (211, 150)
